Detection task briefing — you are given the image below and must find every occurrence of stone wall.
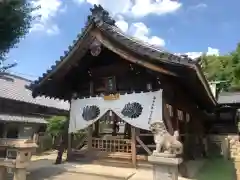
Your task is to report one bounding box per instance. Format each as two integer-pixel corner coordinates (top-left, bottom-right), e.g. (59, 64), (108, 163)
(207, 135), (229, 158)
(209, 134), (240, 180)
(228, 135), (240, 159)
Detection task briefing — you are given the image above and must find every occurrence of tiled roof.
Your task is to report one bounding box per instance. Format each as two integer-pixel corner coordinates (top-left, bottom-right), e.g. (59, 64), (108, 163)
(0, 73), (69, 110)
(30, 5), (196, 89)
(29, 5), (216, 109)
(0, 114), (47, 124)
(218, 92), (240, 104)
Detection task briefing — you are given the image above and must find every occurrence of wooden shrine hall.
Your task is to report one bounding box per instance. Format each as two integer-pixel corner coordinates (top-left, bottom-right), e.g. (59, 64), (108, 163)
(30, 5), (217, 168)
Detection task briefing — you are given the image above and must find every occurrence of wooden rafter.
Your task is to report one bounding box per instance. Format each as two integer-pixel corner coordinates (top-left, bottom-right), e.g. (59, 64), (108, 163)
(136, 136), (152, 155)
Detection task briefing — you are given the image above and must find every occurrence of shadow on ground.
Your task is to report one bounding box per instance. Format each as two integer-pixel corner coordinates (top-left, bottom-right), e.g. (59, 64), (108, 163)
(26, 159), (68, 180)
(195, 157), (235, 180)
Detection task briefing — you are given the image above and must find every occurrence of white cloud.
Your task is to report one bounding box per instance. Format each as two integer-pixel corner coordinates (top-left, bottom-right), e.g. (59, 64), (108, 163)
(73, 0), (177, 46)
(177, 47), (220, 59)
(115, 17), (165, 47)
(74, 0), (182, 17)
(30, 0), (65, 35)
(130, 0), (182, 17)
(190, 3), (207, 10)
(74, 0), (132, 16)
(46, 25), (60, 35)
(129, 22), (165, 46)
(206, 47), (219, 56)
(115, 15), (129, 33)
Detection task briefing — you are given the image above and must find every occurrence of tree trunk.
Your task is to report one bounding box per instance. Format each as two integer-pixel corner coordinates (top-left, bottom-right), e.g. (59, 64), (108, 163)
(55, 140), (65, 164)
(55, 120), (69, 164)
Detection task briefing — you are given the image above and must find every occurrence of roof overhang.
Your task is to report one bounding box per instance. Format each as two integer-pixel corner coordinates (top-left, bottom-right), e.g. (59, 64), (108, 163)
(30, 5), (217, 112)
(0, 114), (47, 124)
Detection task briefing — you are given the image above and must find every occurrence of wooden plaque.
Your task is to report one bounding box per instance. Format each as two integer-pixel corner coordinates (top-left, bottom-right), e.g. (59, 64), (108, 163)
(103, 93), (120, 100)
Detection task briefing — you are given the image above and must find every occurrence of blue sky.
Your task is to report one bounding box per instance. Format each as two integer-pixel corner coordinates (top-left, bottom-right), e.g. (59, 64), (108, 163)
(7, 0), (240, 80)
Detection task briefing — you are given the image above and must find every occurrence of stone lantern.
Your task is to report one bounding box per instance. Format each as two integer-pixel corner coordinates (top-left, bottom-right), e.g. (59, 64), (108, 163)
(0, 139), (38, 180)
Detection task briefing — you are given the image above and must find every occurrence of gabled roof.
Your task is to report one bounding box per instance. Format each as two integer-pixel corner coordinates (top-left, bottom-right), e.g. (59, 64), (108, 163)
(0, 73), (69, 110)
(30, 5), (217, 111)
(31, 6), (195, 87)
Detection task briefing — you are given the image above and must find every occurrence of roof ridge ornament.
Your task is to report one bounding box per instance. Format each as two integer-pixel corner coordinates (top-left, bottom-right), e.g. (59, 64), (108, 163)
(89, 4), (115, 26)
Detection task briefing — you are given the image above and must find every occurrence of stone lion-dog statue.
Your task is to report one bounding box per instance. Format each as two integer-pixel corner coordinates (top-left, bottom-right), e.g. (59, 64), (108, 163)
(150, 122), (183, 156)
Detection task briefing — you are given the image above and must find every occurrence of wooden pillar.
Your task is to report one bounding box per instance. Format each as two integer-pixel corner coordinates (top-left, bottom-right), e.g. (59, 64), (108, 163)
(67, 133), (72, 160)
(87, 81), (94, 151)
(87, 125), (93, 151)
(33, 133), (39, 143)
(131, 126), (137, 168)
(13, 168), (27, 180)
(0, 166), (6, 180)
(67, 101), (72, 160)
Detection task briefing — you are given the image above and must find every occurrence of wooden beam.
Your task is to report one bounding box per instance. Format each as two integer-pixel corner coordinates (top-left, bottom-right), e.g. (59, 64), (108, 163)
(76, 135), (87, 149)
(67, 133), (72, 160)
(136, 145), (156, 148)
(136, 136), (152, 155)
(131, 126), (137, 168)
(91, 30), (178, 77)
(87, 125), (93, 151)
(67, 102), (72, 161)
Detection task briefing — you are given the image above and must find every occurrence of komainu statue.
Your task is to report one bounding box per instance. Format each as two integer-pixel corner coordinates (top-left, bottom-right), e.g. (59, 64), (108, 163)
(150, 122), (183, 157)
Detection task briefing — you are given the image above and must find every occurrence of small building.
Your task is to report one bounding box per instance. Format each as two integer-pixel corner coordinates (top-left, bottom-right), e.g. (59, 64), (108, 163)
(0, 73), (69, 140)
(211, 91), (240, 134)
(30, 5), (217, 167)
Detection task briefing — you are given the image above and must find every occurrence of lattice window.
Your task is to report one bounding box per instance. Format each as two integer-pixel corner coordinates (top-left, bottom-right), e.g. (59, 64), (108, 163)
(92, 138), (131, 153)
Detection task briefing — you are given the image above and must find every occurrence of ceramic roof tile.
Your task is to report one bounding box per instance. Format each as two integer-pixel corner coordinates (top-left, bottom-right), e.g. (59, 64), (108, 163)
(0, 73), (69, 110)
(0, 114), (47, 124)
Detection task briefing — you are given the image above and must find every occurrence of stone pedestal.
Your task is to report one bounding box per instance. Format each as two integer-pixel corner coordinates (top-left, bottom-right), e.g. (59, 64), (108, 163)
(234, 158), (240, 180)
(0, 166), (7, 180)
(13, 168), (27, 180)
(148, 155), (183, 180)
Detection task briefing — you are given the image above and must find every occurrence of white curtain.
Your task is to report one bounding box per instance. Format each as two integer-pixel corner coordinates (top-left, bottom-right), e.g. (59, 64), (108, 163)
(69, 89), (163, 133)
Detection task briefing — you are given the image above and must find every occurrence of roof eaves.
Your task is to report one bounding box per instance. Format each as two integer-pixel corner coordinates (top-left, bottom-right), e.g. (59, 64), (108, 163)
(30, 22), (94, 91)
(97, 22), (195, 68)
(30, 5), (117, 90)
(194, 63), (217, 106)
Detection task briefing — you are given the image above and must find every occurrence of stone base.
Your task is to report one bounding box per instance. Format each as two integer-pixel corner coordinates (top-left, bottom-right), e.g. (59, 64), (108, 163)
(152, 152), (177, 158)
(148, 155), (183, 180)
(13, 168), (27, 180)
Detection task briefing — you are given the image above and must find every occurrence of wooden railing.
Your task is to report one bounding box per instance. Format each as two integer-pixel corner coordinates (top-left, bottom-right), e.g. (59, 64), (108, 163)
(92, 138), (131, 153)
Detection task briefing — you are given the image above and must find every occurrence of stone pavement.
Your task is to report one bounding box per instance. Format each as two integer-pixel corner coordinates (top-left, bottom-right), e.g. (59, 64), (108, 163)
(25, 151), (192, 180)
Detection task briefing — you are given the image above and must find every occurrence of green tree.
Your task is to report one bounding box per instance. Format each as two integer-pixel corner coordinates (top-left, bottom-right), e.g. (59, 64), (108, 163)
(46, 116), (69, 164)
(46, 116), (67, 137)
(200, 43), (240, 92)
(0, 0), (39, 72)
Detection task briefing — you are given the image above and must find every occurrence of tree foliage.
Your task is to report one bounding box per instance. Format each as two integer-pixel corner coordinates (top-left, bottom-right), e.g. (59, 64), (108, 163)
(200, 43), (240, 92)
(0, 0), (39, 72)
(46, 116), (68, 137)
